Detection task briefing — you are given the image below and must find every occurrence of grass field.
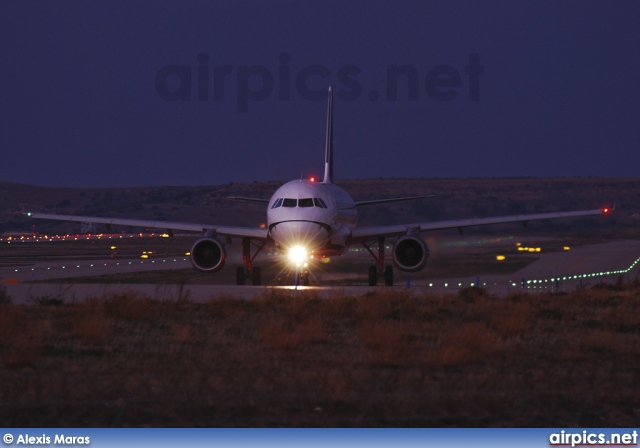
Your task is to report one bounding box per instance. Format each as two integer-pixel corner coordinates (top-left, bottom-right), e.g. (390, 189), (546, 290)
(1, 282), (639, 427)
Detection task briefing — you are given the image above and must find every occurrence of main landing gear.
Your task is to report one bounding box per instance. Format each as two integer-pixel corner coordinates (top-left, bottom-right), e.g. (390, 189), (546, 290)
(362, 237), (394, 286)
(236, 237), (266, 285)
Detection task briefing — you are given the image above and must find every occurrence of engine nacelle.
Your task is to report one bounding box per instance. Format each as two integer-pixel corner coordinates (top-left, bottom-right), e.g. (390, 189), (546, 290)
(190, 237), (226, 273)
(392, 235), (430, 272)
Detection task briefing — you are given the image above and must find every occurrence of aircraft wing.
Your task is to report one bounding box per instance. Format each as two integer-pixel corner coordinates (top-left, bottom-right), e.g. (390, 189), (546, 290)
(227, 197), (270, 203)
(348, 207), (611, 243)
(25, 212), (269, 240)
(353, 195), (436, 207)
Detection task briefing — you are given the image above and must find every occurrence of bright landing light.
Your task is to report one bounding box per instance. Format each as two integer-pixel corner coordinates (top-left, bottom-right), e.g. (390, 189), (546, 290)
(288, 246), (308, 265)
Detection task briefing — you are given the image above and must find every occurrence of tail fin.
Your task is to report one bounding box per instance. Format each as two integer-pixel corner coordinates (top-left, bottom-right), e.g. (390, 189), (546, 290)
(322, 86), (333, 184)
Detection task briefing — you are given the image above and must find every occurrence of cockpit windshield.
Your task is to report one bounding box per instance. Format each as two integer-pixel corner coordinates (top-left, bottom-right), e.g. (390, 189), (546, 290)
(271, 198), (328, 209)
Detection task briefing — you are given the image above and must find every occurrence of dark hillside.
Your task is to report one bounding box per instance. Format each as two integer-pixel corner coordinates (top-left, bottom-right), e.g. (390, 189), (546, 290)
(1, 178), (637, 237)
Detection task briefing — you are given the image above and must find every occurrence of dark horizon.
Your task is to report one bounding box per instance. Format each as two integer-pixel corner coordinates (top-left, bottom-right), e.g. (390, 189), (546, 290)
(2, 174), (636, 191)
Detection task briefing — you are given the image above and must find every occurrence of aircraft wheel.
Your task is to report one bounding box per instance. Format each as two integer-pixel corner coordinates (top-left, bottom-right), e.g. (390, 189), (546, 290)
(236, 267), (245, 285)
(251, 267), (262, 286)
(384, 265), (394, 286)
(368, 266), (377, 286)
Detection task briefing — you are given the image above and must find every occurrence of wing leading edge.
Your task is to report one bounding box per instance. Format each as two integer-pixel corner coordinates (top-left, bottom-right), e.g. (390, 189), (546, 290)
(353, 195), (436, 207)
(348, 207), (611, 243)
(25, 212), (269, 240)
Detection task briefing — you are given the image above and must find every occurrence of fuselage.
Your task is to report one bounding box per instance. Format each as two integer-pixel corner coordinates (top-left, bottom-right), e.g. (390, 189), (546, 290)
(266, 179), (357, 256)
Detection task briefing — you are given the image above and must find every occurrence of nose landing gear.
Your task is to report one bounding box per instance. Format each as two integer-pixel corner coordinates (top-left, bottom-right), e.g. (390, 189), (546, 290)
(295, 265), (310, 286)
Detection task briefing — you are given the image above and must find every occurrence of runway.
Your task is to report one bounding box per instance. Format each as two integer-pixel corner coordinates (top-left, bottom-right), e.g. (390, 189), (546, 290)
(1, 255), (192, 282)
(423, 239), (640, 294)
(2, 240), (640, 304)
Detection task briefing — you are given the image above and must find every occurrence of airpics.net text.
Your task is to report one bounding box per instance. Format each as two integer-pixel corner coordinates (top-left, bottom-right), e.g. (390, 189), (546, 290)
(155, 52), (484, 112)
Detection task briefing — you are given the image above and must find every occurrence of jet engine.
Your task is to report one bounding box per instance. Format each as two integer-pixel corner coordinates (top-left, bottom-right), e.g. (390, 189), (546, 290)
(392, 235), (430, 272)
(190, 237), (226, 272)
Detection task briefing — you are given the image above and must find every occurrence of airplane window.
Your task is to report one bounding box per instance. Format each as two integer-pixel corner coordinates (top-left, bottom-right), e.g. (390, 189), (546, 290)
(298, 198), (314, 207)
(316, 198), (328, 208)
(282, 198), (297, 207)
(313, 198), (327, 208)
(271, 198), (283, 209)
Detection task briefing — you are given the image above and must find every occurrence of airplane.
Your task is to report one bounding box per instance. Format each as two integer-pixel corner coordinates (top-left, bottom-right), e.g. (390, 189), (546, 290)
(26, 86), (613, 286)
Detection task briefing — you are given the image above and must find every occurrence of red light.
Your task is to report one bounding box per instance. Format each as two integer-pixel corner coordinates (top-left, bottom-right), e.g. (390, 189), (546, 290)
(309, 176), (316, 183)
(603, 207), (610, 214)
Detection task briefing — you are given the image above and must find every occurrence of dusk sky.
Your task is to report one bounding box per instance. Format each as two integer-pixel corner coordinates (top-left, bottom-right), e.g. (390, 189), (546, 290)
(2, 1), (639, 188)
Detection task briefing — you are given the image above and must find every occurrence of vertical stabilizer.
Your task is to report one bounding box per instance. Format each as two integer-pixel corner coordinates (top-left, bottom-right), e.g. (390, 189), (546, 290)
(322, 86), (334, 184)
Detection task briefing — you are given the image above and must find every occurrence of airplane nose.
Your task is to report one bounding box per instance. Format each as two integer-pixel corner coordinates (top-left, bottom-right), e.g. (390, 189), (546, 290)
(270, 220), (330, 250)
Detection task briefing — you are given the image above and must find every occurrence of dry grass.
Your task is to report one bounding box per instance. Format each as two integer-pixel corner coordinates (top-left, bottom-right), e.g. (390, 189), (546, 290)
(490, 300), (535, 339)
(429, 322), (500, 366)
(261, 316), (329, 349)
(72, 314), (113, 345)
(5, 318), (50, 368)
(359, 321), (410, 366)
(1, 282), (640, 426)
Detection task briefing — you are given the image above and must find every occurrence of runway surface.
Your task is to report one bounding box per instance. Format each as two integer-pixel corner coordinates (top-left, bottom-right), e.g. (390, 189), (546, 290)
(1, 255), (192, 282)
(2, 240), (640, 304)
